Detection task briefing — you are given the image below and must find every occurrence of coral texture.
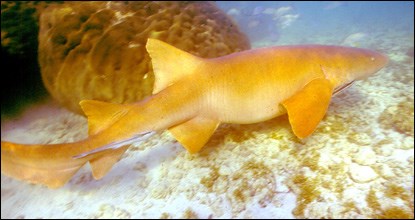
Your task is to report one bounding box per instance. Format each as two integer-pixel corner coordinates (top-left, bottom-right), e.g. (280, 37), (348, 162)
(38, 1), (250, 114)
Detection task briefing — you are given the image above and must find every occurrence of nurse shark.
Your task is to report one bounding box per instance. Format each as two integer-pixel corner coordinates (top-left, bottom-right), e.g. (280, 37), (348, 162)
(1, 38), (388, 188)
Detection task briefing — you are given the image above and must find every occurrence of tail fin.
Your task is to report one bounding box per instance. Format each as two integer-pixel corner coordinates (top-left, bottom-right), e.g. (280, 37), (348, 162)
(1, 141), (87, 188)
(146, 38), (203, 94)
(1, 140), (132, 188)
(1, 40), (203, 187)
(1, 100), (137, 188)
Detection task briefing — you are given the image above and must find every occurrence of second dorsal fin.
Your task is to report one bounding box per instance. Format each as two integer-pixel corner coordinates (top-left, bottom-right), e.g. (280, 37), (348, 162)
(79, 100), (130, 135)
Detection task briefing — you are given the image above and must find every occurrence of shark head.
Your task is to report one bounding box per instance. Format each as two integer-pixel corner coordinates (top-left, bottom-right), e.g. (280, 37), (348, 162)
(345, 47), (389, 80)
(320, 46), (388, 91)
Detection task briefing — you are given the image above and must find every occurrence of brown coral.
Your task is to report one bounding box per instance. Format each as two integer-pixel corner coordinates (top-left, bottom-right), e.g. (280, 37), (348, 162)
(38, 1), (250, 114)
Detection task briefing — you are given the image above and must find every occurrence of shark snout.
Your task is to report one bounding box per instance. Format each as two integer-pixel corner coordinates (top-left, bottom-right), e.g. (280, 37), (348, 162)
(373, 51), (389, 69)
(354, 49), (389, 80)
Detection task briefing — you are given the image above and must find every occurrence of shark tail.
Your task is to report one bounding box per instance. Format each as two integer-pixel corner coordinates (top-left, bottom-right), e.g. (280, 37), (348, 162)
(1, 39), (205, 188)
(1, 139), (131, 188)
(1, 141), (89, 188)
(0, 101), (137, 188)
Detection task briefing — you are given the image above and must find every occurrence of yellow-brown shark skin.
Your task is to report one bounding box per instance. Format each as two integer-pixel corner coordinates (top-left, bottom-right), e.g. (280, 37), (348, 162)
(1, 39), (388, 188)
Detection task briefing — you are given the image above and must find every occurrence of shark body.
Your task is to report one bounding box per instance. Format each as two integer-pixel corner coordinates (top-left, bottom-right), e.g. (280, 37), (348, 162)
(1, 39), (388, 188)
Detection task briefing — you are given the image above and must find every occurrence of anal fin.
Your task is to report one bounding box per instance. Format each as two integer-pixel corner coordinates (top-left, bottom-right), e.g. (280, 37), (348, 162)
(281, 78), (334, 139)
(89, 145), (129, 179)
(169, 117), (220, 153)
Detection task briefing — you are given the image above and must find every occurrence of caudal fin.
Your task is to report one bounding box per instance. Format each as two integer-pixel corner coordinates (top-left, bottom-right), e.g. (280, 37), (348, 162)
(1, 140), (133, 188)
(1, 140), (134, 188)
(1, 141), (87, 188)
(1, 40), (204, 187)
(1, 101), (135, 188)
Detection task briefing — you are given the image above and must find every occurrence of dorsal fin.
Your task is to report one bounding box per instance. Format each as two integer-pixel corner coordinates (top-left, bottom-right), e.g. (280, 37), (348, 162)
(79, 100), (129, 135)
(146, 38), (203, 94)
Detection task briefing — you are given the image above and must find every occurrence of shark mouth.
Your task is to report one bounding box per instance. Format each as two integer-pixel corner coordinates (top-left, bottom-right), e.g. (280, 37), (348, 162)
(333, 80), (355, 96)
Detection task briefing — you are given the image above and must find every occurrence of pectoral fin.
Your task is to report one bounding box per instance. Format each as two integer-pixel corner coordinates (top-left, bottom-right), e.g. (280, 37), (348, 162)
(281, 78), (334, 139)
(169, 117), (220, 153)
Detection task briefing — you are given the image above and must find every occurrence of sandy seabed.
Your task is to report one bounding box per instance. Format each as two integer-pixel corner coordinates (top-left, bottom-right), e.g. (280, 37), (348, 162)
(1, 27), (414, 218)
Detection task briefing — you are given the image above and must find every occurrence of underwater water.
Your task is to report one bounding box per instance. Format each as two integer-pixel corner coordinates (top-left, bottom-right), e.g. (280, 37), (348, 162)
(218, 1), (414, 47)
(1, 1), (414, 219)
